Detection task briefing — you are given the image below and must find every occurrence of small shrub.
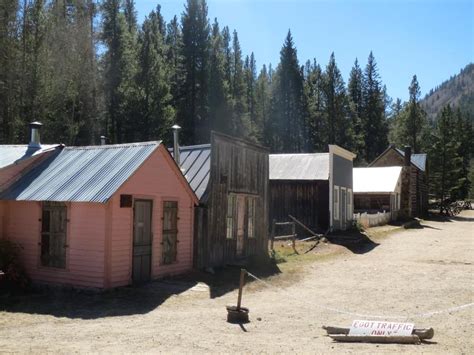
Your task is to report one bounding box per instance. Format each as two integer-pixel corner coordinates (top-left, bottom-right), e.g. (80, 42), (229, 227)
(0, 240), (30, 290)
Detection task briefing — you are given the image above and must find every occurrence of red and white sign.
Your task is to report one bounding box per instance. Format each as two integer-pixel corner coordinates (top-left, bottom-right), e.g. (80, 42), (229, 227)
(349, 320), (415, 336)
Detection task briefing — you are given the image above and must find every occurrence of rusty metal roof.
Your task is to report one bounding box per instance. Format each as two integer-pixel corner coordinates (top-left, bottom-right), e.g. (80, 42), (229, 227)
(269, 153), (329, 180)
(171, 144), (211, 200)
(0, 144), (60, 169)
(0, 142), (161, 203)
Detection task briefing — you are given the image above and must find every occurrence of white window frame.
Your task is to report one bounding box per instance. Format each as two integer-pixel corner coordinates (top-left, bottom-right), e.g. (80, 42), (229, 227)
(334, 185), (340, 221)
(347, 188), (352, 221)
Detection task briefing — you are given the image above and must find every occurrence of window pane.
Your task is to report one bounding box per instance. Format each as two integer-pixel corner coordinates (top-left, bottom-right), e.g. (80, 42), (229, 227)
(163, 201), (178, 264)
(41, 204), (67, 268)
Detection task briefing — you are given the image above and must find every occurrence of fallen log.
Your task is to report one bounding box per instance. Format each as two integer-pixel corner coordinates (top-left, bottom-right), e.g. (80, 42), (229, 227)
(322, 326), (434, 340)
(329, 334), (421, 344)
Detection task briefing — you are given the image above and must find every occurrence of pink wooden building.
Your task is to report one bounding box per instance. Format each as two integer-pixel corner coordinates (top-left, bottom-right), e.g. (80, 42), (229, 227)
(0, 138), (198, 289)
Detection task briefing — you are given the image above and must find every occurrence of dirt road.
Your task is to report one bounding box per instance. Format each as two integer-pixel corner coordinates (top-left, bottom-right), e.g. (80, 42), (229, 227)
(1, 211), (473, 354)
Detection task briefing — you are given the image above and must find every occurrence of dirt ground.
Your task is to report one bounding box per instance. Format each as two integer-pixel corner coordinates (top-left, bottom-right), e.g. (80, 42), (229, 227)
(1, 211), (473, 354)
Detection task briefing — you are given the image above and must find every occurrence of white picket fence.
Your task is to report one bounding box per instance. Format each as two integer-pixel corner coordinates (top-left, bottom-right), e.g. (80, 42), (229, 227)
(353, 211), (393, 228)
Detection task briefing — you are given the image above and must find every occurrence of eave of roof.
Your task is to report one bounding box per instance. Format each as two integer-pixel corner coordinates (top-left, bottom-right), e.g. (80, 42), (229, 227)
(0, 144), (61, 169)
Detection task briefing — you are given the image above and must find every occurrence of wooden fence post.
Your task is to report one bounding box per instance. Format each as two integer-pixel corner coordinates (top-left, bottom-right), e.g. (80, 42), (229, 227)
(292, 222), (296, 252)
(270, 219), (275, 251)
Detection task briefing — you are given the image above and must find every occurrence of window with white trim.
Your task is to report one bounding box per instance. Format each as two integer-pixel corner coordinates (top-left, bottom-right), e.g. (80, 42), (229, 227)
(347, 188), (352, 220)
(334, 185), (340, 220)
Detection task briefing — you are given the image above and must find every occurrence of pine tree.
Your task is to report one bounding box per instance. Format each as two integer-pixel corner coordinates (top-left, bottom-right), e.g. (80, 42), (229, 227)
(347, 58), (365, 158)
(179, 0), (210, 144)
(405, 75), (426, 153)
(102, 0), (139, 143)
(0, 0), (20, 143)
(165, 15), (183, 109)
(136, 5), (174, 143)
(244, 52), (257, 139)
(270, 30), (306, 152)
(230, 30), (248, 137)
(429, 105), (462, 203)
(321, 52), (351, 147)
(255, 64), (271, 144)
(362, 51), (388, 162)
(304, 59), (325, 151)
(452, 108), (473, 199)
(208, 18), (232, 135)
(389, 75), (429, 153)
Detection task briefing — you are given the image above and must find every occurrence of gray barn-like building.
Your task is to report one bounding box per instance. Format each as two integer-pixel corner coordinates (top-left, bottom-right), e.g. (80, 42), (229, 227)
(269, 145), (356, 233)
(173, 132), (269, 269)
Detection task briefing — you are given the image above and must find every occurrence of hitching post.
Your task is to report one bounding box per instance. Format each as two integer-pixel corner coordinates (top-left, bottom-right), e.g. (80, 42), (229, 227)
(236, 269), (246, 311)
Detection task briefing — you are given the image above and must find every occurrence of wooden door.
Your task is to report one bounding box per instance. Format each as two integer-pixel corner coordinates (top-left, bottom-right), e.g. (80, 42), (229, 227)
(236, 195), (245, 257)
(162, 201), (178, 265)
(133, 200), (153, 283)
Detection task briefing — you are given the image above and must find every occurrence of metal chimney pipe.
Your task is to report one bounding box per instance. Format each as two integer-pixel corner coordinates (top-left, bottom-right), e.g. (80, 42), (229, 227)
(172, 124), (181, 166)
(29, 121), (43, 148)
(100, 136), (107, 146)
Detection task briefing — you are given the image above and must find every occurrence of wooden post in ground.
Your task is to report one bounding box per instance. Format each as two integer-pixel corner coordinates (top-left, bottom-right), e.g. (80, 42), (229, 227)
(236, 269), (246, 311)
(292, 222), (296, 252)
(270, 219), (275, 251)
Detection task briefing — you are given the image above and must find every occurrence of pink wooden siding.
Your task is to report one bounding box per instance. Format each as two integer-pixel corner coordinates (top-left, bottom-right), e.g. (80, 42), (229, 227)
(3, 201), (107, 288)
(1, 145), (195, 289)
(107, 146), (195, 287)
(0, 201), (5, 238)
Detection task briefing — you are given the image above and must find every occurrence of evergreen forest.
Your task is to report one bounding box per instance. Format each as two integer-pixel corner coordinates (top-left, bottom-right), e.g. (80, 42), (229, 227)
(0, 0), (472, 200)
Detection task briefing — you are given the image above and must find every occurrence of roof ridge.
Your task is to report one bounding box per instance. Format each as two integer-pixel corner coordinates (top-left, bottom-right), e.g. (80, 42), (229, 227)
(270, 152), (329, 156)
(178, 143), (212, 150)
(64, 141), (162, 150)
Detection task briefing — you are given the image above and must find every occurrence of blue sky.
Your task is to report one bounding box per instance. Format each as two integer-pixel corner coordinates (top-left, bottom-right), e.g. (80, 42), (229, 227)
(134, 0), (473, 101)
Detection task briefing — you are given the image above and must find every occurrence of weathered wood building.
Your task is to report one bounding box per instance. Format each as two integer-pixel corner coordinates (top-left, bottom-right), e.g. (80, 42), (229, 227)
(269, 145), (356, 233)
(173, 132), (269, 269)
(369, 145), (428, 218)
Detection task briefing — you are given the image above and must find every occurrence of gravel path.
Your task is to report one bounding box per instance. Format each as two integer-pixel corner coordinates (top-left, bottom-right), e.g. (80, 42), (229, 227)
(1, 211), (473, 354)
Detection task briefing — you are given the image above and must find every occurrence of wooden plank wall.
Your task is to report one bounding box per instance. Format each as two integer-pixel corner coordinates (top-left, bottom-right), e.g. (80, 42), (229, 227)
(197, 133), (269, 268)
(269, 180), (329, 234)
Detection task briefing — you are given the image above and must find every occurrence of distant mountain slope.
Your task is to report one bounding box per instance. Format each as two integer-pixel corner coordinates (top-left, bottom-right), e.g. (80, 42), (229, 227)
(421, 63), (474, 121)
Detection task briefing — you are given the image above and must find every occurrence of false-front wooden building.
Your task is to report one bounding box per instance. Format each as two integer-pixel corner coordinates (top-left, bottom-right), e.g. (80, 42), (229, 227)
(269, 145), (356, 233)
(369, 145), (428, 218)
(173, 132), (269, 269)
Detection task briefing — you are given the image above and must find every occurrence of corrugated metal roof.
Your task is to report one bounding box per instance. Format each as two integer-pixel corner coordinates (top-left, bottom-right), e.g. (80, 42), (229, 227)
(0, 144), (60, 169)
(171, 144), (211, 200)
(269, 153), (329, 180)
(395, 148), (427, 171)
(354, 166), (402, 193)
(0, 142), (161, 203)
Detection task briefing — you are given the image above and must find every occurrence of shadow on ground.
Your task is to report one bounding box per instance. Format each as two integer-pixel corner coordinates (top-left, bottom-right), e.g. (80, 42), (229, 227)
(326, 231), (379, 254)
(0, 257), (280, 320)
(192, 256), (281, 299)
